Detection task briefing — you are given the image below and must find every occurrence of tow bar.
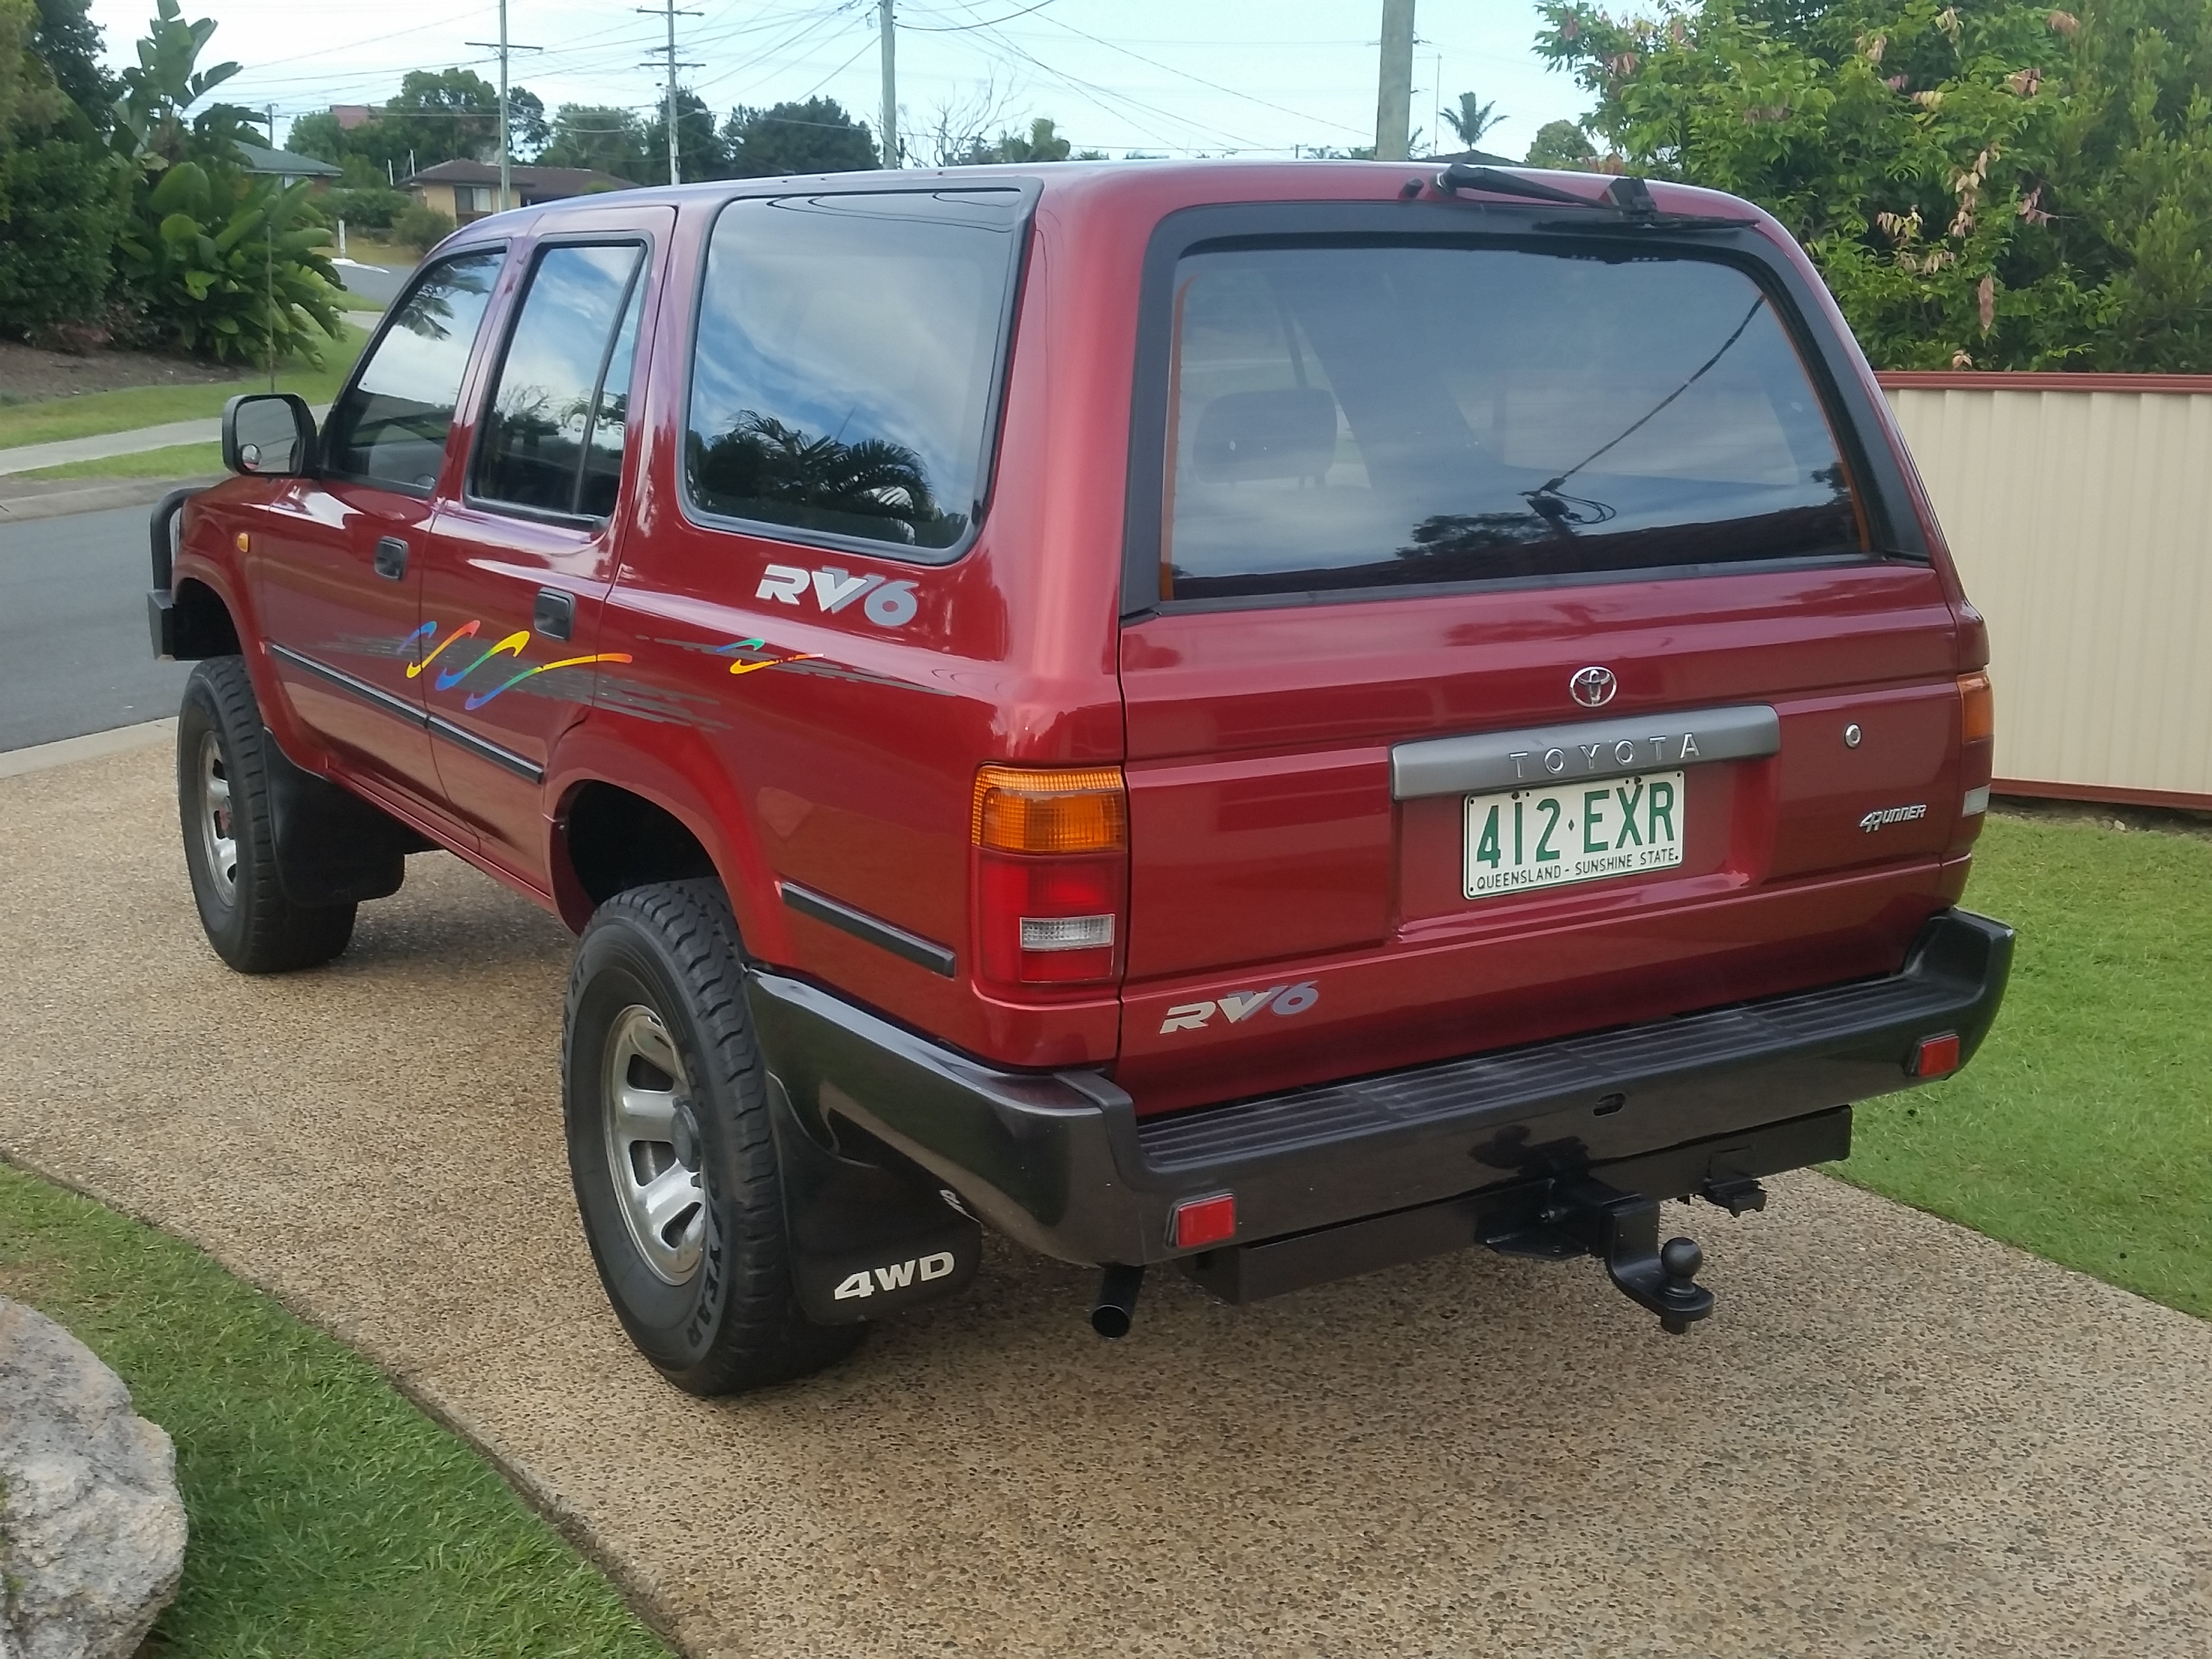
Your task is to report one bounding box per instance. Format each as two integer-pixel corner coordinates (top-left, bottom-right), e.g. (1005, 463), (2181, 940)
(1485, 1174), (1718, 1334)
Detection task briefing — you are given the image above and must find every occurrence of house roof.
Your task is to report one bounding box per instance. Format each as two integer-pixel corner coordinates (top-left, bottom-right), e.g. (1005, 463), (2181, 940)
(236, 140), (343, 178)
(402, 159), (636, 193)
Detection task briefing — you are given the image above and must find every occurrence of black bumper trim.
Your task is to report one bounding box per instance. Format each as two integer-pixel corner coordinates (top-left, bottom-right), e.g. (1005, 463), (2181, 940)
(743, 907), (2012, 1269)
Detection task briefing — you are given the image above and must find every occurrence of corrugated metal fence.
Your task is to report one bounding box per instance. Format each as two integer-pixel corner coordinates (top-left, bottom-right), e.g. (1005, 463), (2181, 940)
(1879, 371), (2212, 810)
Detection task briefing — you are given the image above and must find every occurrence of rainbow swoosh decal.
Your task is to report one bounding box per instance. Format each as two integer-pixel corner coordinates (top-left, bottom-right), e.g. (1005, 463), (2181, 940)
(716, 637), (819, 675)
(402, 619), (632, 709)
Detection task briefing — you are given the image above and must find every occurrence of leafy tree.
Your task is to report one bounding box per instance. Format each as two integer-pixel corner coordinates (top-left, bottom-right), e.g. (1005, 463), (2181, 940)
(0, 0), (122, 341)
(537, 103), (648, 181)
(1524, 117), (1598, 168)
(724, 96), (876, 176)
(1536, 0), (2212, 371)
(1442, 91), (1503, 148)
(643, 89), (727, 181)
(29, 0), (106, 122)
(108, 0), (340, 364)
(288, 70), (546, 178)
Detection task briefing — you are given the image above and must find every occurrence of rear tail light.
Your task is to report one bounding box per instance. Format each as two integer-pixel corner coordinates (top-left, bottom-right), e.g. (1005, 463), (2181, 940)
(972, 766), (1128, 987)
(1912, 1032), (1961, 1078)
(1958, 671), (1994, 743)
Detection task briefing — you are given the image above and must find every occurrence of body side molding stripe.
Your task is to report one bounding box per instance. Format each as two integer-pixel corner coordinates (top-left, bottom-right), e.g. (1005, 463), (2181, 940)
(267, 641), (424, 727)
(1391, 703), (1781, 800)
(780, 880), (957, 977)
(266, 642), (544, 783)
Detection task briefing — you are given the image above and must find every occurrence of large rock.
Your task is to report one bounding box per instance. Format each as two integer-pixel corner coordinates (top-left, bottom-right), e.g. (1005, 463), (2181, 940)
(0, 1298), (186, 1659)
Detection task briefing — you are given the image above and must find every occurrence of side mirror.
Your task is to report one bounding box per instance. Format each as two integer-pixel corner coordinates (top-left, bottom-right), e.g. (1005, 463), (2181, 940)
(222, 393), (317, 478)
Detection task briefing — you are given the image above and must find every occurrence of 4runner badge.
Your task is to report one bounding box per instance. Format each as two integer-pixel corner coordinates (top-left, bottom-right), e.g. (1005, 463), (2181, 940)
(756, 563), (920, 628)
(1860, 803), (1928, 832)
(1159, 981), (1319, 1034)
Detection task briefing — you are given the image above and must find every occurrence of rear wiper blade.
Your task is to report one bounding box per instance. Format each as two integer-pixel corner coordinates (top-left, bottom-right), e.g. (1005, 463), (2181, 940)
(1433, 162), (1758, 231)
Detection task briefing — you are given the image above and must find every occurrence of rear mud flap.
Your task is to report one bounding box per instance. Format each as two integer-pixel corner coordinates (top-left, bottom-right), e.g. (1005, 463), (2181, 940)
(768, 1077), (982, 1325)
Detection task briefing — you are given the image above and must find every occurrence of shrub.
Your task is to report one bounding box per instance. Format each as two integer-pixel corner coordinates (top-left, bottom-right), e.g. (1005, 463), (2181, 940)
(323, 183), (409, 231)
(392, 200), (453, 253)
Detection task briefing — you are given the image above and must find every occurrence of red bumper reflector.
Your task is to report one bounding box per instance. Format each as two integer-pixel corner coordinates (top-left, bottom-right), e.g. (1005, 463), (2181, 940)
(1172, 1193), (1237, 1250)
(1912, 1032), (1961, 1078)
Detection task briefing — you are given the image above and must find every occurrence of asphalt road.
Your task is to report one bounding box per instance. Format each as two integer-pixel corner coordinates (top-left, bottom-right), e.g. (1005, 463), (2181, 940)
(0, 504), (190, 751)
(4, 745), (2209, 1658)
(332, 261), (409, 306)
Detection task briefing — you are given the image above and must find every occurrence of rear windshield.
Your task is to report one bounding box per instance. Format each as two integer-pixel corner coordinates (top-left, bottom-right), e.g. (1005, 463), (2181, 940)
(1162, 243), (1864, 601)
(686, 189), (1025, 553)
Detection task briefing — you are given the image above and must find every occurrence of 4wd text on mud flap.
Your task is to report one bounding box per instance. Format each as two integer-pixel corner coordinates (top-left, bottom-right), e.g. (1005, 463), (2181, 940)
(832, 1252), (959, 1300)
(1160, 981), (1319, 1035)
(756, 564), (920, 627)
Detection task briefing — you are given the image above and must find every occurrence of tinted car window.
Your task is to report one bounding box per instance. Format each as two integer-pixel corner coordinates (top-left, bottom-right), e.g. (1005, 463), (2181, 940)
(1163, 245), (1864, 601)
(324, 250), (504, 491)
(472, 243), (647, 518)
(578, 270), (645, 520)
(686, 190), (1025, 552)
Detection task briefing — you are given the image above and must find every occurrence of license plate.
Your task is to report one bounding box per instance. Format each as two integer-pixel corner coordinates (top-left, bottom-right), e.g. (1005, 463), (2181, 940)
(1463, 771), (1686, 899)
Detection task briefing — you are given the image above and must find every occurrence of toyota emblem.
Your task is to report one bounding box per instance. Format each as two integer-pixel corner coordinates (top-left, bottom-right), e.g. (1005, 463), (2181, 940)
(1569, 665), (1618, 708)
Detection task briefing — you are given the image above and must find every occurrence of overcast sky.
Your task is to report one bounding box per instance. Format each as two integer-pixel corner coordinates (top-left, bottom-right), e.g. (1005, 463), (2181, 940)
(85, 0), (1593, 165)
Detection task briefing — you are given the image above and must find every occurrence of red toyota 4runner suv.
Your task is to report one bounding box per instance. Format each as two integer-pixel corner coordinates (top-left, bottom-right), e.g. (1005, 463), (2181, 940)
(150, 161), (2011, 1393)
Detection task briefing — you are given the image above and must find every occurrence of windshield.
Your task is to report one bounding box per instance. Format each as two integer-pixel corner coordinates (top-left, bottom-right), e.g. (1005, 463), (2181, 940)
(1162, 243), (1865, 600)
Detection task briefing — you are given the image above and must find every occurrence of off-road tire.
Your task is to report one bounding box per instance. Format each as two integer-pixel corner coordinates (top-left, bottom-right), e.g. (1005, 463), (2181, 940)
(178, 656), (356, 972)
(565, 879), (864, 1395)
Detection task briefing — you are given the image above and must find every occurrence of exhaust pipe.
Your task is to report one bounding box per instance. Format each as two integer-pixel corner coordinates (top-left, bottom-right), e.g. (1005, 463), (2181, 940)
(1090, 1264), (1145, 1338)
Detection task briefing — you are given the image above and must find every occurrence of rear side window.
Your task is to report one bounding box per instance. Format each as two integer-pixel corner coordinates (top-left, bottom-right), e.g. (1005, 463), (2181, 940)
(324, 250), (504, 491)
(471, 243), (647, 519)
(1162, 245), (1864, 601)
(685, 189), (1025, 552)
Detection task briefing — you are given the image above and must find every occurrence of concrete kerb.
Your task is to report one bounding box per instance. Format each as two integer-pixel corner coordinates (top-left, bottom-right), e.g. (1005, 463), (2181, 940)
(0, 720), (176, 779)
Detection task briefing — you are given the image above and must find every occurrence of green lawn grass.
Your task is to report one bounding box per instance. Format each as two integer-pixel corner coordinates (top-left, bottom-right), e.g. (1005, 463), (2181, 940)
(1839, 813), (2212, 1318)
(14, 441), (222, 481)
(0, 1163), (668, 1658)
(0, 323), (371, 451)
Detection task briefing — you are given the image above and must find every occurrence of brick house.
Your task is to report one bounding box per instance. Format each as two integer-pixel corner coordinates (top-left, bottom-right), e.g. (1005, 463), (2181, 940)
(401, 159), (636, 224)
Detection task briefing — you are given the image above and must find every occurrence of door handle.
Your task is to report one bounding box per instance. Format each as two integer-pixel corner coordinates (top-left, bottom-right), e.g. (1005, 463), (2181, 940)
(373, 536), (407, 581)
(533, 587), (574, 641)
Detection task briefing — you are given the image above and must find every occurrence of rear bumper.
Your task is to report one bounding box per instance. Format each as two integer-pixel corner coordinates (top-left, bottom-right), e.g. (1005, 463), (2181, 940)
(743, 907), (2012, 1271)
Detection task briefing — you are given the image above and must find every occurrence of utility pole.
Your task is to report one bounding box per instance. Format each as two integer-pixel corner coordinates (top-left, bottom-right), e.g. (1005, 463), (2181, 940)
(1374, 0), (1415, 161)
(265, 103), (276, 393)
(878, 0), (897, 167)
(638, 0), (701, 186)
(468, 2), (541, 211)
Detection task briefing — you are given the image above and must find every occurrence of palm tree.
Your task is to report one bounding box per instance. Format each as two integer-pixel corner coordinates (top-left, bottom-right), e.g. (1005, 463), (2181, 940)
(1442, 92), (1502, 150)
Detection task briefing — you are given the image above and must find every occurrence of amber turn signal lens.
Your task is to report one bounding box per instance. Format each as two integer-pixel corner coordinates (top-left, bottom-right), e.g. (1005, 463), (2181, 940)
(1958, 671), (1994, 743)
(972, 766), (1128, 853)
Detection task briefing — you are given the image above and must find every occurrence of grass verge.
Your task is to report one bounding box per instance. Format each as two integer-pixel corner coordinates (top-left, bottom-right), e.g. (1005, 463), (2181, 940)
(0, 323), (371, 451)
(14, 441), (222, 481)
(0, 1162), (668, 1658)
(1838, 813), (2212, 1319)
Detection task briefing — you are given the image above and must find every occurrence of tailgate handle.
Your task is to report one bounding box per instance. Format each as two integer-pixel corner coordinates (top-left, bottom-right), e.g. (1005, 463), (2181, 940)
(372, 536), (407, 581)
(1390, 704), (1780, 800)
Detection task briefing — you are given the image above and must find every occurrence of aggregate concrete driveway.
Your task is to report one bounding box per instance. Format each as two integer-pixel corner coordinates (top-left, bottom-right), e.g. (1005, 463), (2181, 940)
(4, 743), (2209, 1658)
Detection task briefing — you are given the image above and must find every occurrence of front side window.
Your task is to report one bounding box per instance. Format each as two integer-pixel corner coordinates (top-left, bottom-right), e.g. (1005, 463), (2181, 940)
(1162, 244), (1864, 601)
(686, 189), (1026, 552)
(324, 249), (505, 491)
(470, 243), (647, 518)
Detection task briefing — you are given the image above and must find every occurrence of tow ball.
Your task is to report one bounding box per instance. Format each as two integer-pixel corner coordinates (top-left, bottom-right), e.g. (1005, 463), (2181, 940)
(1487, 1176), (1717, 1334)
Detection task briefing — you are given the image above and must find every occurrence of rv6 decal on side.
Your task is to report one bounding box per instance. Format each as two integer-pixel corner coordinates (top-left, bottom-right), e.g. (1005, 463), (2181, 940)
(1160, 981), (1319, 1035)
(756, 563), (920, 628)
